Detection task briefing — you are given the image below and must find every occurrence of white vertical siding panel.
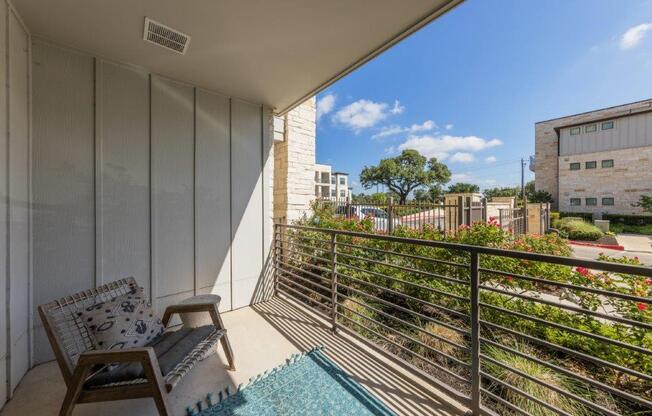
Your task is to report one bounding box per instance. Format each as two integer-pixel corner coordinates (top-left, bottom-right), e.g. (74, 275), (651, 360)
(31, 42), (95, 364)
(8, 10), (30, 390)
(0, 0), (7, 405)
(97, 61), (150, 295)
(195, 90), (231, 311)
(230, 100), (262, 309)
(150, 76), (194, 309)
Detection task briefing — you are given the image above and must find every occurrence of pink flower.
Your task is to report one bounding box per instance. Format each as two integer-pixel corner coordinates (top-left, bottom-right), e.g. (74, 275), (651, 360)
(646, 278), (652, 286)
(506, 276), (514, 282)
(576, 266), (589, 276)
(637, 303), (648, 311)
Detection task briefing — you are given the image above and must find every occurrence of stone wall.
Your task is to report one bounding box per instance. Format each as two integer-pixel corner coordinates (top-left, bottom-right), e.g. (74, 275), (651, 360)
(273, 97), (316, 224)
(534, 99), (652, 211)
(558, 147), (652, 218)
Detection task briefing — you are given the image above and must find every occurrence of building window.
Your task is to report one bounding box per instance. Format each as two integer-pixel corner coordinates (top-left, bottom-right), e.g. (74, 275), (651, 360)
(570, 127), (581, 135)
(570, 198), (581, 206)
(585, 124), (597, 133)
(330, 190), (336, 197)
(601, 159), (613, 168)
(340, 190), (346, 197)
(331, 177), (335, 184)
(601, 121), (614, 130)
(570, 162), (580, 170)
(339, 177), (345, 185)
(585, 161), (597, 169)
(585, 198), (597, 206)
(602, 197), (614, 206)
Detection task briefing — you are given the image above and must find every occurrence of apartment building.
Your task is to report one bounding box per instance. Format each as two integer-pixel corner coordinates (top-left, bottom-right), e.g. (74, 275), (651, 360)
(314, 163), (351, 200)
(534, 99), (652, 217)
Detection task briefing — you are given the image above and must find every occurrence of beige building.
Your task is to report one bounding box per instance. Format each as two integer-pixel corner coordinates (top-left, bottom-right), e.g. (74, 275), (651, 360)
(314, 163), (352, 200)
(534, 99), (652, 218)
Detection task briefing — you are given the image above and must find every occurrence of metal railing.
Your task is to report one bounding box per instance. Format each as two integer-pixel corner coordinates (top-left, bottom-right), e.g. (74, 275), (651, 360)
(273, 223), (652, 416)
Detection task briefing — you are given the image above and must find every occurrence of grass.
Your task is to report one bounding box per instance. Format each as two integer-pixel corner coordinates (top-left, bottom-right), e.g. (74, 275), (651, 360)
(610, 222), (652, 235)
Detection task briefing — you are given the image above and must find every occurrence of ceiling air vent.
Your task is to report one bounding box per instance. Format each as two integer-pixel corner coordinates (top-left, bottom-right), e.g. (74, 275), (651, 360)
(143, 17), (190, 55)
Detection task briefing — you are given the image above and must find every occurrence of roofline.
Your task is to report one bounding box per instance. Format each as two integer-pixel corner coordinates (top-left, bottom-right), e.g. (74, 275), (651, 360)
(535, 98), (652, 125)
(275, 0), (464, 115)
(333, 171), (349, 175)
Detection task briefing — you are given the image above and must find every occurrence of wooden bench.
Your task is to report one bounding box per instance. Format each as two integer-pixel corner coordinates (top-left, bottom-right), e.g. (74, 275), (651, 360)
(38, 278), (235, 416)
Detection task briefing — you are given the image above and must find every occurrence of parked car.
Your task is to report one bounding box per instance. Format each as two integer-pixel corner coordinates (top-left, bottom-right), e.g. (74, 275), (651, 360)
(335, 205), (401, 232)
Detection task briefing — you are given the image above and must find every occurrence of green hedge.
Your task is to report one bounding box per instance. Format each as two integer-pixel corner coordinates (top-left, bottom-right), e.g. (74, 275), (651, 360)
(557, 217), (603, 241)
(559, 211), (593, 221)
(603, 214), (652, 226)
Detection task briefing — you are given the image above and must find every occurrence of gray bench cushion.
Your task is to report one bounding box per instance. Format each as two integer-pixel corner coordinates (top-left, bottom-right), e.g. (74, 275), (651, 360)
(85, 325), (216, 388)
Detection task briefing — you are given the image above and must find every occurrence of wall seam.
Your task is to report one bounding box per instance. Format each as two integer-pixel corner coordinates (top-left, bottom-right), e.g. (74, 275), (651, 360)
(3, 0), (10, 401)
(228, 98), (233, 309)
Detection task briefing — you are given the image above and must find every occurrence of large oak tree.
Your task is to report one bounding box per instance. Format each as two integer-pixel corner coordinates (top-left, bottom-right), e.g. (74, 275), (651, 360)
(359, 149), (451, 204)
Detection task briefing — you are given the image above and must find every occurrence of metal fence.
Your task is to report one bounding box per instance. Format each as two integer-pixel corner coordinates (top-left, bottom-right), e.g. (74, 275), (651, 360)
(318, 196), (487, 234)
(273, 223), (652, 416)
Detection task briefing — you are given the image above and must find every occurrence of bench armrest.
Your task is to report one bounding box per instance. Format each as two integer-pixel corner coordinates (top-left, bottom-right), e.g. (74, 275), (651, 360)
(162, 302), (219, 327)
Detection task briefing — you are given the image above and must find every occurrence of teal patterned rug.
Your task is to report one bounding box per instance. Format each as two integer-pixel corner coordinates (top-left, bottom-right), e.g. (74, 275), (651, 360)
(187, 347), (396, 416)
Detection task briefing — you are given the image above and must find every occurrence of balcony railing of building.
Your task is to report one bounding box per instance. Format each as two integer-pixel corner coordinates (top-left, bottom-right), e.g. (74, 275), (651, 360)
(273, 223), (652, 416)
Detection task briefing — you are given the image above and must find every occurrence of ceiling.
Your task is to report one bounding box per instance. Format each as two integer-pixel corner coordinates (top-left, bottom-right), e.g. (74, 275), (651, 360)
(13, 0), (462, 113)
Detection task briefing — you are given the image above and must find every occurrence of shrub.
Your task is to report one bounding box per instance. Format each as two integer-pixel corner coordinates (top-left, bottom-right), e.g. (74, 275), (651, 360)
(603, 214), (652, 226)
(550, 212), (561, 228)
(557, 218), (603, 241)
(610, 222), (652, 236)
(559, 212), (593, 221)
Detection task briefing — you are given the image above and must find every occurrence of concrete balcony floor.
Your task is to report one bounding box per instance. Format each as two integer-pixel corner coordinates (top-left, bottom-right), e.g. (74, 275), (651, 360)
(0, 297), (467, 416)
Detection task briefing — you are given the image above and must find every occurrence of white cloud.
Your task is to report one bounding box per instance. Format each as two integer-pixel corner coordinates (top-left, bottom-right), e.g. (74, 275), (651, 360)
(451, 173), (471, 182)
(449, 152), (475, 163)
(390, 100), (405, 115)
(445, 124), (454, 130)
(316, 93), (336, 120)
(333, 99), (393, 132)
(372, 120), (437, 139)
(620, 23), (652, 49)
(485, 156), (497, 163)
(397, 134), (503, 160)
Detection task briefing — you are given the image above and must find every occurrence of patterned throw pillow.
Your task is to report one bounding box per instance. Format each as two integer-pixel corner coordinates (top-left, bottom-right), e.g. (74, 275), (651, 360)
(79, 287), (165, 350)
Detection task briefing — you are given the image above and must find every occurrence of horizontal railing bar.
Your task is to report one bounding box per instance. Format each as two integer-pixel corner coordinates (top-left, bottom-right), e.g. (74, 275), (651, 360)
(340, 294), (471, 352)
(481, 354), (620, 416)
(276, 278), (332, 303)
(480, 338), (652, 408)
(274, 239), (331, 254)
(480, 372), (574, 416)
(281, 246), (333, 267)
(276, 288), (332, 322)
(480, 267), (652, 304)
(335, 240), (469, 269)
(279, 255), (333, 276)
(338, 302), (470, 368)
(336, 270), (470, 320)
(292, 234), (332, 244)
(276, 268), (332, 294)
(276, 260), (331, 284)
(336, 251), (470, 287)
(336, 282), (470, 335)
(335, 312), (471, 384)
(480, 302), (652, 357)
(337, 253), (469, 302)
(480, 319), (652, 382)
(276, 224), (652, 277)
(276, 283), (331, 311)
(480, 388), (533, 416)
(480, 284), (652, 330)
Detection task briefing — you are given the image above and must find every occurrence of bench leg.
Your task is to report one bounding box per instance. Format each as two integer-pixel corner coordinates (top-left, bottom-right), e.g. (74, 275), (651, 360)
(209, 307), (236, 371)
(59, 366), (91, 416)
(142, 356), (172, 416)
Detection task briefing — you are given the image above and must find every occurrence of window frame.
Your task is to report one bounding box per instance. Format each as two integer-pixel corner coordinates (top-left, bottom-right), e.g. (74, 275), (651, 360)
(569, 162), (580, 171)
(601, 159), (614, 168)
(570, 198), (581, 206)
(601, 197), (615, 206)
(569, 127), (581, 136)
(585, 197), (597, 206)
(601, 121), (614, 130)
(585, 161), (597, 169)
(585, 124), (597, 133)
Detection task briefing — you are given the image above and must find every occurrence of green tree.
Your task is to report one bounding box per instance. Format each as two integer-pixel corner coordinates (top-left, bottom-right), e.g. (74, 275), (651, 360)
(447, 182), (480, 194)
(638, 195), (652, 213)
(414, 185), (444, 202)
(359, 149), (451, 204)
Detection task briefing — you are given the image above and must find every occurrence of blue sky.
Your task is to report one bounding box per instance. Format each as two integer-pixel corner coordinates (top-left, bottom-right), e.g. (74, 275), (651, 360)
(315, 0), (652, 194)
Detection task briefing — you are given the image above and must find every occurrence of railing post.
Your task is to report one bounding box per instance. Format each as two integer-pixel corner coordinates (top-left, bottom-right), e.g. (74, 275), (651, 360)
(458, 195), (465, 229)
(330, 232), (338, 332)
(470, 250), (481, 415)
(481, 198), (488, 223)
(273, 224), (280, 297)
(388, 197), (394, 235)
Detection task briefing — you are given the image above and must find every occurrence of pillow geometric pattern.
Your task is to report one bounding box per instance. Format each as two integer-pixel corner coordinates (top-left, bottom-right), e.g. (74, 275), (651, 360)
(79, 287), (165, 350)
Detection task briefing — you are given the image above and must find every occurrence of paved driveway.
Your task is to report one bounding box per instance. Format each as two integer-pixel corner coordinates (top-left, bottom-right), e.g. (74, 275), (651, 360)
(572, 244), (652, 266)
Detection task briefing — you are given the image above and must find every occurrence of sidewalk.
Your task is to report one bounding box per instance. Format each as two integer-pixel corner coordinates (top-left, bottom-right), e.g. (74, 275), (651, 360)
(616, 233), (652, 253)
